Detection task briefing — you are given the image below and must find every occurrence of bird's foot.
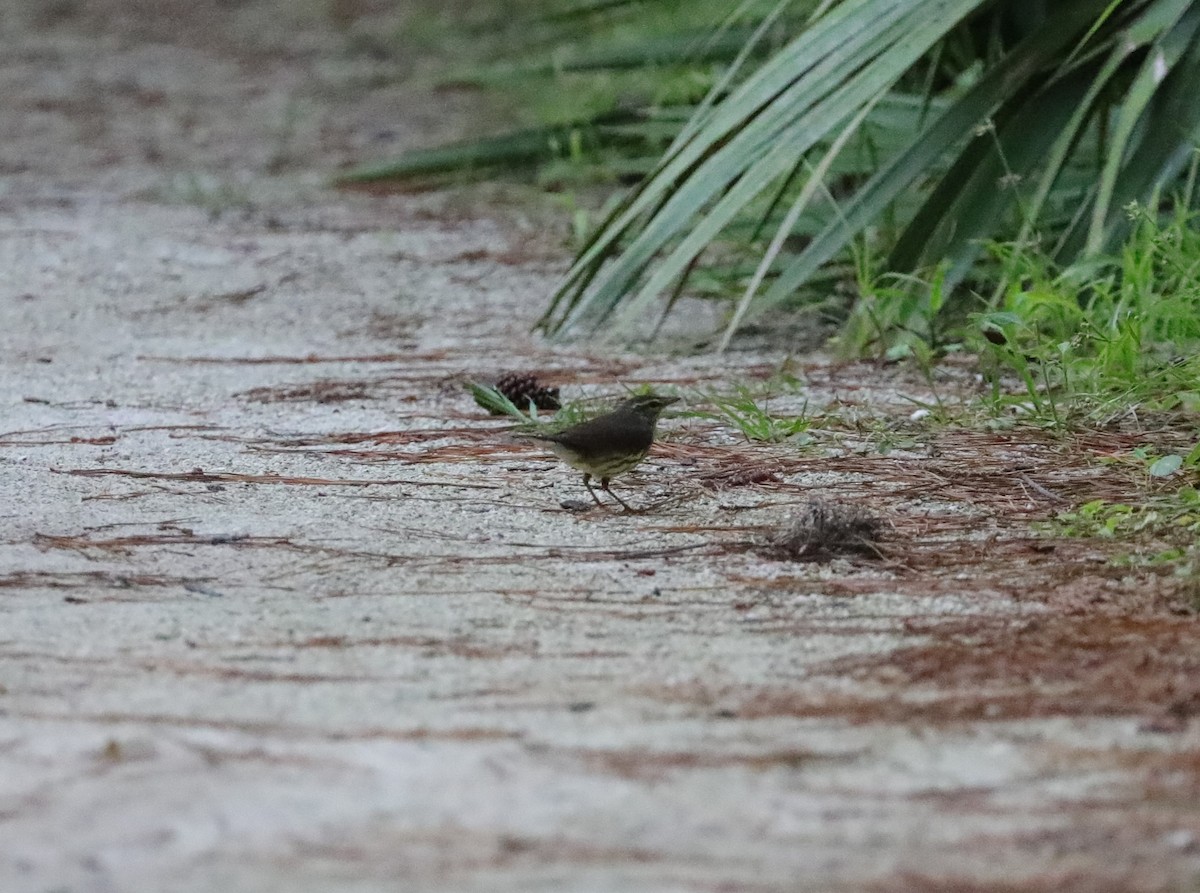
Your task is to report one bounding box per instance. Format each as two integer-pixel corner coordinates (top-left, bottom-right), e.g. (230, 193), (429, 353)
(600, 484), (639, 514)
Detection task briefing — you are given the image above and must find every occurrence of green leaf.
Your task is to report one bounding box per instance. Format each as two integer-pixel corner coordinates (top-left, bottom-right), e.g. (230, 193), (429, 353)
(334, 112), (645, 185)
(1150, 454), (1184, 476)
(1185, 442), (1200, 468)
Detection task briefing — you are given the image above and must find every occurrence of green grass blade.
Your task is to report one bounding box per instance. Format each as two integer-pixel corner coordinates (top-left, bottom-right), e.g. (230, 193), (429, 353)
(334, 110), (647, 185)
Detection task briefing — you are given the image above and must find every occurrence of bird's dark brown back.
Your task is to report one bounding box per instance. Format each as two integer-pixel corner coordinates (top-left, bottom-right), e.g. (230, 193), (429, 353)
(541, 407), (655, 458)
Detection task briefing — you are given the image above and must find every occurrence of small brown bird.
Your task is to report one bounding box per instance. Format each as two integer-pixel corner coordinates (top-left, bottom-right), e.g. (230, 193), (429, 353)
(523, 393), (679, 511)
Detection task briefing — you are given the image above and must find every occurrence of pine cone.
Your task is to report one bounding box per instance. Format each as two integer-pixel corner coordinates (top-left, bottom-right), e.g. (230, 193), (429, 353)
(494, 372), (561, 413)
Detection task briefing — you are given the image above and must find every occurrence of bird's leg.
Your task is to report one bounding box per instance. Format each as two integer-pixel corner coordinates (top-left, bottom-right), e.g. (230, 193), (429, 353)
(599, 476), (637, 513)
(582, 473), (607, 509)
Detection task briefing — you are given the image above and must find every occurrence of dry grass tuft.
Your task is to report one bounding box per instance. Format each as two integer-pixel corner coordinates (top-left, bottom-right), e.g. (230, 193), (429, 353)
(762, 498), (886, 561)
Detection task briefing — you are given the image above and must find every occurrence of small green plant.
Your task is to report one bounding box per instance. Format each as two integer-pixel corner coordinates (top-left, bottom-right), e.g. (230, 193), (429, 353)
(1042, 487), (1200, 541)
(839, 262), (958, 360)
(695, 385), (813, 443)
(969, 196), (1200, 429)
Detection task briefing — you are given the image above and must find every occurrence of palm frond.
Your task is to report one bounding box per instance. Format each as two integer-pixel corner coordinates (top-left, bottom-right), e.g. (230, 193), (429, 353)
(541, 0), (1200, 350)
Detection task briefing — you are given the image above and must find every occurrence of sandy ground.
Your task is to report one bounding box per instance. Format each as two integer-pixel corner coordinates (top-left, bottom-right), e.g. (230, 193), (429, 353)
(2, 2), (1200, 891)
